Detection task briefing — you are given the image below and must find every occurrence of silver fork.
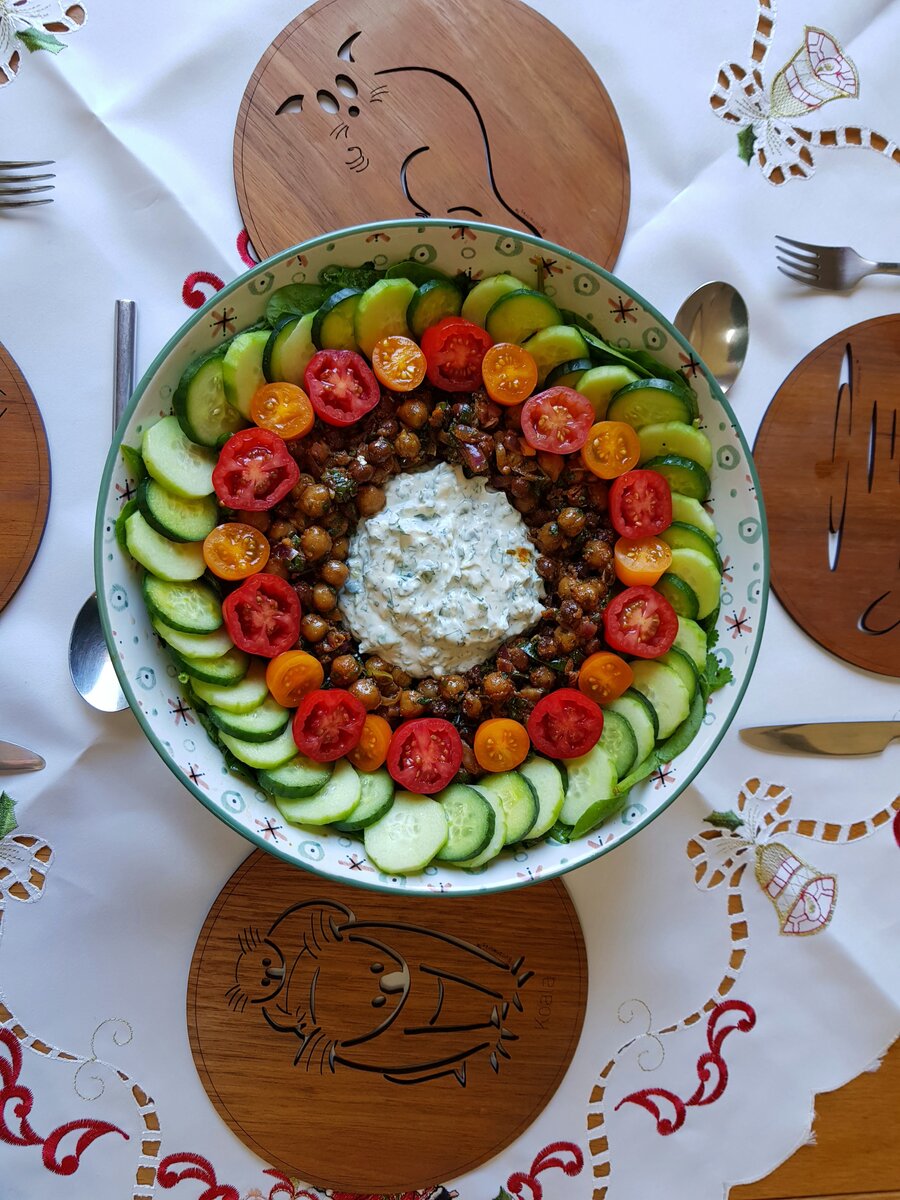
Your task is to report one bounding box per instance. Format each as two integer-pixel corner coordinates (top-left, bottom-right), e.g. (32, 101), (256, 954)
(0, 160), (55, 208)
(776, 235), (900, 291)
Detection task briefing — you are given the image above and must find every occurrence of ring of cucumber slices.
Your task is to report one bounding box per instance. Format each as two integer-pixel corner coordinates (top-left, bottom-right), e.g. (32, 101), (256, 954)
(120, 258), (731, 876)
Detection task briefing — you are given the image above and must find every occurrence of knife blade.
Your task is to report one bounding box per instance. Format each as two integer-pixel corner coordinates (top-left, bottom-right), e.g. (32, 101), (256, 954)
(740, 721), (900, 757)
(0, 740), (45, 772)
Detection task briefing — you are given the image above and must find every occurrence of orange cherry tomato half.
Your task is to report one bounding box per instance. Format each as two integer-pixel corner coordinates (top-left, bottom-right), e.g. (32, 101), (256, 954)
(250, 382), (314, 440)
(473, 718), (531, 772)
(581, 420), (641, 479)
(265, 650), (325, 708)
(481, 342), (539, 406)
(371, 335), (427, 393)
(202, 522), (271, 580)
(614, 535), (673, 586)
(348, 713), (393, 772)
(577, 651), (634, 706)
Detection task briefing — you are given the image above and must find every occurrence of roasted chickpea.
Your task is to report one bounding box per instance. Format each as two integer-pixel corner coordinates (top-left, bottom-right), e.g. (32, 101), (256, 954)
(396, 429), (421, 460)
(331, 536), (350, 560)
(461, 742), (479, 775)
(583, 537), (614, 570)
(462, 691), (483, 720)
(483, 672), (514, 704)
(300, 525), (332, 561)
(320, 558), (350, 588)
(397, 398), (429, 429)
(418, 678), (440, 700)
(559, 599), (584, 628)
(356, 485), (386, 517)
(399, 689), (426, 718)
(300, 613), (329, 643)
(535, 521), (563, 554)
(237, 509), (270, 532)
(367, 437), (393, 464)
(312, 583), (337, 613)
(572, 579), (601, 611)
(268, 519), (295, 541)
(530, 665), (556, 690)
(349, 456), (375, 484)
(558, 506), (586, 538)
(330, 654), (361, 686)
(300, 483), (331, 518)
(554, 627), (579, 655)
(536, 555), (560, 583)
(439, 674), (466, 701)
(349, 677), (382, 710)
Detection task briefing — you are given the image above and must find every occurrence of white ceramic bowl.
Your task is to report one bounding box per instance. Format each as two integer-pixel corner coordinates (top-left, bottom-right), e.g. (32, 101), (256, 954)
(95, 219), (768, 896)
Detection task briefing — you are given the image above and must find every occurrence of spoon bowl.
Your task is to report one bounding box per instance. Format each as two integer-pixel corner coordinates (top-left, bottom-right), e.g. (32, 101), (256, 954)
(674, 281), (749, 395)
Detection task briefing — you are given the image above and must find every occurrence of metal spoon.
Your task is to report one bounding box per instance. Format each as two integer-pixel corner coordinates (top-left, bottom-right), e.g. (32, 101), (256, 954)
(673, 281), (749, 395)
(68, 300), (136, 712)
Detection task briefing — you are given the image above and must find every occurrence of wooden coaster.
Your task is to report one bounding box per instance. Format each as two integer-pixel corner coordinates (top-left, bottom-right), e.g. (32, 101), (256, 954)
(754, 315), (900, 677)
(187, 852), (587, 1193)
(0, 342), (50, 612)
(234, 0), (629, 267)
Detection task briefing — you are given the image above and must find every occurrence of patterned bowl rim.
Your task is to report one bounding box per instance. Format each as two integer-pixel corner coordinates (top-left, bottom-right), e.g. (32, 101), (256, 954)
(94, 217), (769, 895)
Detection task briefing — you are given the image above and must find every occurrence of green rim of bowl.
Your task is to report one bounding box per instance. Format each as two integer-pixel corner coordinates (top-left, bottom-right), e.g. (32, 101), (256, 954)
(94, 218), (769, 895)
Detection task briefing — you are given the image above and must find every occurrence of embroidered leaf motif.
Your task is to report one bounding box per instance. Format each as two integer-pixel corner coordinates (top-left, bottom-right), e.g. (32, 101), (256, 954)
(16, 28), (67, 55)
(737, 126), (757, 164)
(0, 791), (17, 839)
(706, 809), (744, 832)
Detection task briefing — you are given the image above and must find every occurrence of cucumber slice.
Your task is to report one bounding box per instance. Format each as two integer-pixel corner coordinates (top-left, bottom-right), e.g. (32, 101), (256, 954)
(267, 311), (316, 385)
(661, 521), (723, 570)
(258, 754), (332, 798)
(457, 785), (507, 869)
(137, 476), (218, 543)
(606, 379), (694, 429)
(658, 647), (699, 698)
(142, 575), (222, 634)
(191, 661), (269, 713)
(219, 724), (298, 771)
(334, 768), (394, 831)
(595, 709), (638, 779)
(142, 416), (217, 499)
(115, 497), (139, 552)
(559, 743), (618, 826)
(667, 548), (721, 619)
(545, 358), (592, 389)
(151, 616), (233, 661)
(518, 756), (566, 840)
(353, 278), (416, 357)
(125, 512), (206, 582)
(277, 758), (362, 826)
(470, 770), (537, 845)
(434, 783), (496, 861)
(605, 692), (656, 764)
(222, 329), (271, 418)
(173, 349), (246, 447)
(671, 493), (717, 541)
(169, 644), (250, 686)
(657, 572), (700, 618)
(674, 616), (708, 671)
(521, 324), (588, 385)
(629, 660), (691, 739)
(485, 289), (562, 344)
(312, 287), (363, 351)
(638, 421), (713, 471)
(363, 790), (448, 873)
(406, 278), (463, 338)
(460, 273), (526, 328)
(263, 316), (299, 381)
(623, 684), (659, 739)
(208, 694), (291, 742)
(642, 454), (711, 501)
(384, 260), (453, 286)
(575, 364), (640, 420)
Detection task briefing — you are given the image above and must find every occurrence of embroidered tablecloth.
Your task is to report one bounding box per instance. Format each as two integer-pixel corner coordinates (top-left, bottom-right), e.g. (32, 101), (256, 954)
(1, 1), (898, 1198)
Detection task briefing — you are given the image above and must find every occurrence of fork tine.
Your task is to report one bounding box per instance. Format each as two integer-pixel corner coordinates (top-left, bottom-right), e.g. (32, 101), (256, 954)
(0, 160), (54, 169)
(0, 198), (54, 208)
(0, 184), (55, 196)
(775, 244), (818, 266)
(777, 264), (824, 287)
(775, 252), (818, 277)
(0, 172), (55, 182)
(775, 234), (823, 254)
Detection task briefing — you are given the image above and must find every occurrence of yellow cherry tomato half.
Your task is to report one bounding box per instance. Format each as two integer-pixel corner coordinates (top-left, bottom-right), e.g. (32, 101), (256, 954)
(613, 535), (673, 586)
(481, 342), (539, 406)
(265, 650), (325, 708)
(250, 382), (314, 440)
(348, 713), (393, 772)
(577, 651), (634, 706)
(581, 420), (641, 479)
(371, 335), (427, 393)
(202, 522), (270, 580)
(473, 718), (531, 773)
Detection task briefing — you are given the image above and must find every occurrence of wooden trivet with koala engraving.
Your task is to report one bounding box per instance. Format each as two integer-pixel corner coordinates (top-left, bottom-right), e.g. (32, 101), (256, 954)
(187, 851), (587, 1193)
(234, 0), (629, 266)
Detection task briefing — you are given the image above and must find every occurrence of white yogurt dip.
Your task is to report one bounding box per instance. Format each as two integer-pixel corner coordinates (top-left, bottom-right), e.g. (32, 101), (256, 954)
(338, 462), (545, 676)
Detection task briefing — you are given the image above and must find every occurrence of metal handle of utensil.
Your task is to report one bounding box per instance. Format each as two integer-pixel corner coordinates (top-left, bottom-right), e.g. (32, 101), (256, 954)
(114, 299), (136, 435)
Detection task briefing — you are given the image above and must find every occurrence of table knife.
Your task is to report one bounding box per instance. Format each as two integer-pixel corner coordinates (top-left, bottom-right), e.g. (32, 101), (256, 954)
(740, 721), (900, 757)
(0, 740), (45, 772)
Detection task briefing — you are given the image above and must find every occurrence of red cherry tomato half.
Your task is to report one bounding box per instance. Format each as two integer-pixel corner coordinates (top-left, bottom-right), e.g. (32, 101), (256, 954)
(420, 316), (493, 392)
(603, 584), (678, 659)
(386, 717), (464, 794)
(520, 387), (594, 455)
(292, 688), (367, 763)
(608, 469), (673, 539)
(526, 688), (604, 759)
(304, 349), (381, 427)
(213, 428), (300, 512)
(222, 572), (301, 659)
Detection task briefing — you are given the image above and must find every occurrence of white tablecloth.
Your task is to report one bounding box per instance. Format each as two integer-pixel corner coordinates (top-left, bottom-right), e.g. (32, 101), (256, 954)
(1, 2), (898, 1198)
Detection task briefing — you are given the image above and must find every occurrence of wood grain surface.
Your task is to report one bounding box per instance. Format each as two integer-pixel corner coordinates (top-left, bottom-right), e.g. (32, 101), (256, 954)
(187, 852), (587, 1193)
(234, 0), (629, 266)
(0, 341), (50, 612)
(754, 316), (900, 677)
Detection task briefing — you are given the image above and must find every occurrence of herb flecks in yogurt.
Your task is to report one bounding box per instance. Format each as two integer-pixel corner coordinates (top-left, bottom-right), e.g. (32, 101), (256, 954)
(339, 462), (545, 676)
